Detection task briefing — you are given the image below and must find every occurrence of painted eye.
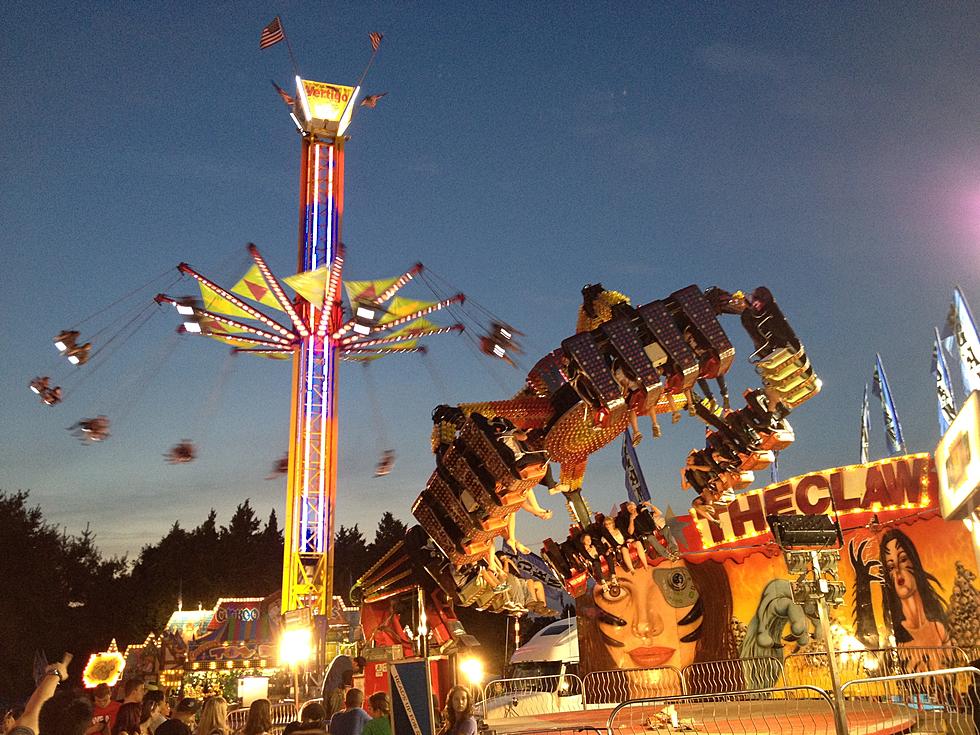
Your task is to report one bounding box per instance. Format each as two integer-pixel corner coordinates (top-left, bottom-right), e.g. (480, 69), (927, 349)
(601, 585), (628, 602)
(668, 571), (690, 591)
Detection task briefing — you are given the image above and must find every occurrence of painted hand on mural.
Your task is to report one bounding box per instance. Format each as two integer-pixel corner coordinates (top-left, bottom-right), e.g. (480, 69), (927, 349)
(848, 538), (883, 648)
(739, 579), (813, 677)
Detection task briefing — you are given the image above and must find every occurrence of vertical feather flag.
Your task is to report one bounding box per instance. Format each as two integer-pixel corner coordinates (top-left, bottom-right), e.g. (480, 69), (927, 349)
(872, 354), (906, 455)
(951, 287), (980, 394)
(621, 428), (651, 504)
(859, 383), (871, 464)
(933, 327), (958, 436)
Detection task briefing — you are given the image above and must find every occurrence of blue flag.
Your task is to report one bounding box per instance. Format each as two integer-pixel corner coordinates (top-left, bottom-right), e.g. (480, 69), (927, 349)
(860, 383), (871, 464)
(872, 354), (906, 455)
(933, 327), (958, 436)
(622, 427), (651, 503)
(514, 550), (573, 614)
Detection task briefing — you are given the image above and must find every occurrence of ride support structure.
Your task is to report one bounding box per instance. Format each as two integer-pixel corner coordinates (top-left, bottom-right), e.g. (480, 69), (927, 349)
(282, 127), (344, 617)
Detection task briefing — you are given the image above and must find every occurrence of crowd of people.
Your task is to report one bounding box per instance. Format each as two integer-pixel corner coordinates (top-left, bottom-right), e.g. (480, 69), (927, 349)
(3, 654), (471, 735)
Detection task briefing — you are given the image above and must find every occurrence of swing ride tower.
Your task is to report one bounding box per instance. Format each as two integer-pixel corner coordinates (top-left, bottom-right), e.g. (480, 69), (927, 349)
(281, 80), (351, 617)
(157, 73), (465, 625)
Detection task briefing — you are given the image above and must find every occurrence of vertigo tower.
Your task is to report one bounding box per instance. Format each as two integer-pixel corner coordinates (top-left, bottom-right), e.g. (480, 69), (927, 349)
(281, 79), (355, 615)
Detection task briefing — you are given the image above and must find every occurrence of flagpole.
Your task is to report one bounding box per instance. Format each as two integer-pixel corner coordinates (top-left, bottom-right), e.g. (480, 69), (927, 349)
(282, 25), (301, 79)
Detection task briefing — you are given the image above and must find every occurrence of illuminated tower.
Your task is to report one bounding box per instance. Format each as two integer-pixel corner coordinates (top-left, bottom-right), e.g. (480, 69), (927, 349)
(280, 78), (353, 616)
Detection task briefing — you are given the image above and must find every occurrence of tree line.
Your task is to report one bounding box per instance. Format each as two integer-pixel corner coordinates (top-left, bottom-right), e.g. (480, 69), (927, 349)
(0, 489), (408, 705)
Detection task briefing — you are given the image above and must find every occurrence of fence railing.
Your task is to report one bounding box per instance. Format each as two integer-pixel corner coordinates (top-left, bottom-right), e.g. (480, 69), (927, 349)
(604, 686), (839, 735)
(480, 674), (585, 720)
(783, 645), (970, 690)
(582, 666), (685, 704)
(840, 666), (980, 735)
(681, 656), (784, 694)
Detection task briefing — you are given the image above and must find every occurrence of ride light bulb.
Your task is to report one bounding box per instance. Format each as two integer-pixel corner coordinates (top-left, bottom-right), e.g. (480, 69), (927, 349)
(54, 341), (66, 351)
(353, 323), (371, 336)
(184, 322), (202, 333)
(68, 355), (80, 365)
(176, 304), (195, 315)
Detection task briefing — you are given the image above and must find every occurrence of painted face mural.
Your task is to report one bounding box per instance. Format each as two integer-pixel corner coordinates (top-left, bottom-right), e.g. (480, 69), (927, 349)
(594, 559), (701, 670)
(884, 537), (917, 600)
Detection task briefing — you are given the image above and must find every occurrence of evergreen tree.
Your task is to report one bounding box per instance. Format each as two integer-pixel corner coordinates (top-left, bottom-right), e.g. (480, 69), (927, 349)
(334, 525), (369, 603)
(367, 512), (408, 566)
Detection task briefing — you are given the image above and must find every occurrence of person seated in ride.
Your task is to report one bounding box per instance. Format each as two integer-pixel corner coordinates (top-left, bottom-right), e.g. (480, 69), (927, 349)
(572, 532), (614, 587)
(41, 386), (62, 406)
(680, 451), (717, 494)
(617, 500), (670, 558)
(54, 330), (79, 351)
(639, 501), (680, 557)
(431, 405), (464, 458)
(496, 550), (551, 615)
(66, 342), (92, 365)
(30, 377), (50, 394)
(611, 360), (651, 444)
(740, 287), (801, 357)
(691, 495), (718, 522)
(601, 514), (647, 573)
(697, 374), (731, 411)
(374, 450), (395, 477)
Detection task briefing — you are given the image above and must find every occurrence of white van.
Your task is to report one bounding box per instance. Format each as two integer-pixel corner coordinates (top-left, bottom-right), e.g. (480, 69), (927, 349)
(480, 617), (581, 720)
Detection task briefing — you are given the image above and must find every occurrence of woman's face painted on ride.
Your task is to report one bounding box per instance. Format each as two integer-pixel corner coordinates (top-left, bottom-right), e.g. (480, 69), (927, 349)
(594, 559), (700, 670)
(884, 538), (917, 600)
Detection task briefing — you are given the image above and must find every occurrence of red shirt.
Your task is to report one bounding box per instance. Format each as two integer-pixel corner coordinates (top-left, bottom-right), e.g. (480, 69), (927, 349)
(91, 701), (121, 734)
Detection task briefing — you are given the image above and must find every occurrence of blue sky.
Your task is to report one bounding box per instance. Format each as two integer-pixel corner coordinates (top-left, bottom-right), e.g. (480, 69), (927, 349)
(2, 2), (979, 562)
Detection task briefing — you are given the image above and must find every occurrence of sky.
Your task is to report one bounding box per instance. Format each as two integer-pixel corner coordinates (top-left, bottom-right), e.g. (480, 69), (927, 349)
(2, 3), (980, 567)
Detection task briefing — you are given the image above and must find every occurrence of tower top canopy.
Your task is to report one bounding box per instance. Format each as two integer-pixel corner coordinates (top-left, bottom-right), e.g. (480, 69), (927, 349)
(294, 78), (360, 137)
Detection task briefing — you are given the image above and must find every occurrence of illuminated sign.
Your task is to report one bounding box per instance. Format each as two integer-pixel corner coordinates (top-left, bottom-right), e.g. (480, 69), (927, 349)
(296, 79), (358, 136)
(937, 390), (980, 520)
(694, 453), (935, 548)
(83, 639), (126, 688)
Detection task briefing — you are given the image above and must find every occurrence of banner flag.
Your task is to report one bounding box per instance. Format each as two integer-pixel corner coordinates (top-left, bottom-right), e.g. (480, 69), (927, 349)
(231, 264), (286, 312)
(344, 277), (399, 305)
(198, 282), (255, 321)
(283, 265), (331, 305)
(872, 353), (906, 455)
(379, 296), (436, 324)
(951, 287), (980, 394)
(933, 327), (958, 436)
(621, 428), (651, 503)
(860, 383), (871, 464)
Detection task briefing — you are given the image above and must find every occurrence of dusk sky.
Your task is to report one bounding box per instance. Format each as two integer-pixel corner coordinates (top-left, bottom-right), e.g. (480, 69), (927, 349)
(3, 3), (979, 568)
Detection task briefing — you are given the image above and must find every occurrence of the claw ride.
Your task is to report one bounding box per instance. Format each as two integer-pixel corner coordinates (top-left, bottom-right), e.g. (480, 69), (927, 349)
(385, 283), (821, 619)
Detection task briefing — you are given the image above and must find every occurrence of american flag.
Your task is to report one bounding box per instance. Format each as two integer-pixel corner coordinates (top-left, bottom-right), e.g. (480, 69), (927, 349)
(360, 92), (387, 108)
(260, 17), (285, 50)
(271, 80), (294, 106)
(369, 31), (383, 52)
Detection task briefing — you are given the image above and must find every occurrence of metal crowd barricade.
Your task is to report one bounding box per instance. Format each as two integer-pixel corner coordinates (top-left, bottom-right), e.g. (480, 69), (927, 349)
(480, 673), (585, 720)
(783, 645), (970, 690)
(681, 656), (784, 694)
(604, 686), (839, 735)
(582, 666), (684, 705)
(840, 666), (980, 735)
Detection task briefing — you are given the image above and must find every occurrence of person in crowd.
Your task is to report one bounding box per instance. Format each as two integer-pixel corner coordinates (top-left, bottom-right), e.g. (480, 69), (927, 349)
(112, 705), (141, 735)
(360, 694), (389, 735)
(327, 690), (370, 735)
(238, 700), (271, 735)
(320, 656), (365, 713)
(5, 708), (25, 735)
(154, 700), (197, 735)
(10, 653), (89, 735)
(138, 693), (166, 735)
(121, 683), (145, 707)
(87, 684), (120, 735)
(324, 671), (353, 721)
(195, 698), (227, 735)
(439, 687), (475, 735)
(282, 703), (325, 735)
